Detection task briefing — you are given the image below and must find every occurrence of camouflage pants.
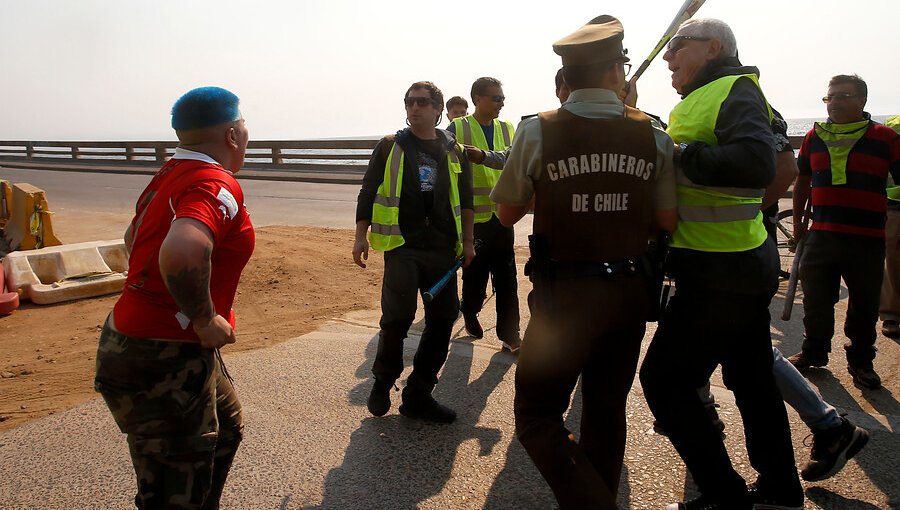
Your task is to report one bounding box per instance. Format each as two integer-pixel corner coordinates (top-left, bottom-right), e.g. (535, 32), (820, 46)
(94, 320), (243, 510)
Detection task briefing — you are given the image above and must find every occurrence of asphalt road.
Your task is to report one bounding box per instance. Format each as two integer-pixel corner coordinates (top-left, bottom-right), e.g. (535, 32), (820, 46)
(0, 166), (535, 246)
(0, 166), (896, 509)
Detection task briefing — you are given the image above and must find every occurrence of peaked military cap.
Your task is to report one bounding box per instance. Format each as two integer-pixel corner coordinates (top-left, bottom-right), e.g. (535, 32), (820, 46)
(553, 15), (629, 66)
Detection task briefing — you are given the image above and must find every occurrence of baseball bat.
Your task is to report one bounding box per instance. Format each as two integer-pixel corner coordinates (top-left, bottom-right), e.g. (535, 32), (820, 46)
(628, 0), (707, 86)
(781, 200), (812, 321)
(423, 239), (482, 303)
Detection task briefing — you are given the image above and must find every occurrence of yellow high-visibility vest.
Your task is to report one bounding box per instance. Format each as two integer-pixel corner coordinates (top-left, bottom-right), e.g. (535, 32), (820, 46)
(667, 73), (772, 252)
(452, 115), (514, 223)
(885, 115), (900, 132)
(369, 142), (463, 256)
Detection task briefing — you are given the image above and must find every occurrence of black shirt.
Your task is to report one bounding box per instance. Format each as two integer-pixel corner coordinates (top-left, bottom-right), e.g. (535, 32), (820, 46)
(356, 128), (474, 251)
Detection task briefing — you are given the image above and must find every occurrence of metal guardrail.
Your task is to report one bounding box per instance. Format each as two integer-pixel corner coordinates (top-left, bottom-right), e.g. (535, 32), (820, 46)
(0, 139), (380, 184)
(0, 136), (805, 184)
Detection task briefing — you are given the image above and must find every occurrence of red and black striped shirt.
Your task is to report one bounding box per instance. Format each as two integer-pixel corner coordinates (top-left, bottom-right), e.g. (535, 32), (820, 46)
(798, 122), (900, 238)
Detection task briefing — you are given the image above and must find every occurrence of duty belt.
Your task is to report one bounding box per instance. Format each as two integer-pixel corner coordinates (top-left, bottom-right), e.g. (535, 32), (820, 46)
(543, 258), (642, 279)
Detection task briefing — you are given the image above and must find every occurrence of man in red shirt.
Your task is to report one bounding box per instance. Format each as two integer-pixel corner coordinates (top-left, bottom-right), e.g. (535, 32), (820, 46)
(789, 75), (900, 390)
(94, 86), (255, 509)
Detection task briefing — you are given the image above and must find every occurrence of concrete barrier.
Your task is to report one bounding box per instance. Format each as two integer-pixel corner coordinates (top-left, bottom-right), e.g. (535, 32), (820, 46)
(0, 262), (19, 314)
(3, 239), (127, 304)
(2, 182), (62, 251)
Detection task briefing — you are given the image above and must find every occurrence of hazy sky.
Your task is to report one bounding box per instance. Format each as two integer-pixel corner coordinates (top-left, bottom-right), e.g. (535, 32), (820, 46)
(2, 0), (898, 141)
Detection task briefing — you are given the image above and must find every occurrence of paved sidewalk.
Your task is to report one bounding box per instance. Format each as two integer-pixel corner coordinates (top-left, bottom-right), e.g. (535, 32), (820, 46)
(0, 288), (896, 509)
(0, 170), (895, 508)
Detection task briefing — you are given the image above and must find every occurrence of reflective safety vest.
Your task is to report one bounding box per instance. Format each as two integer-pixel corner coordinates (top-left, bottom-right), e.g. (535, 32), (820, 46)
(888, 185), (900, 203)
(667, 73), (772, 252)
(452, 115), (515, 223)
(888, 118), (900, 203)
(886, 115), (900, 132)
(369, 142), (464, 256)
(813, 119), (871, 185)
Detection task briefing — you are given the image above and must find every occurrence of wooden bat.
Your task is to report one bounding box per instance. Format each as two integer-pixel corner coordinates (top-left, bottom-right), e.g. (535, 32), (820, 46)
(629, 0), (707, 86)
(782, 200), (812, 321)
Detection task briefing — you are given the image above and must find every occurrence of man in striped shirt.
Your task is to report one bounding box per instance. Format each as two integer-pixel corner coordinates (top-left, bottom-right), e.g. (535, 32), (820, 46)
(788, 74), (900, 390)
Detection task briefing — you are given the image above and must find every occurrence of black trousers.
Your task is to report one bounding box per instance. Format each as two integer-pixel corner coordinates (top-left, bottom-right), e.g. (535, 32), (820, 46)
(800, 230), (884, 365)
(461, 216), (520, 341)
(515, 274), (647, 510)
(640, 277), (802, 502)
(373, 245), (459, 386)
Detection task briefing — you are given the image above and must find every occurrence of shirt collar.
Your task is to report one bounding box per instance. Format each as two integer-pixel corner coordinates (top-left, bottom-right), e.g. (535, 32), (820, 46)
(563, 88), (622, 105)
(171, 147), (224, 167)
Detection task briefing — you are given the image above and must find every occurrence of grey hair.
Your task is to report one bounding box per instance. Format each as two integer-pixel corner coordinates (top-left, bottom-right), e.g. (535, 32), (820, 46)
(679, 18), (737, 58)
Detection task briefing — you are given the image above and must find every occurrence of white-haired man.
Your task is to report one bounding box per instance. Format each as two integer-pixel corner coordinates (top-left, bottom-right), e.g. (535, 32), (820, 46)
(637, 18), (803, 510)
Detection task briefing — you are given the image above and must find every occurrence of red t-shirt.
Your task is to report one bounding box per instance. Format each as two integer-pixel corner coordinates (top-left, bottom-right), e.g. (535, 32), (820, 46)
(113, 156), (255, 341)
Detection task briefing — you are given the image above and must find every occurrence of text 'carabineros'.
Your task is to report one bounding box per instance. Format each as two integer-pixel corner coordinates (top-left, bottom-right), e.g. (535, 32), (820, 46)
(546, 153), (654, 182)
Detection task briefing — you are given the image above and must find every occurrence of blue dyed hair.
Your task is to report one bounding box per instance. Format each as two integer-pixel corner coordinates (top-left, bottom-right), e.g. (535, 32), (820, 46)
(171, 86), (241, 130)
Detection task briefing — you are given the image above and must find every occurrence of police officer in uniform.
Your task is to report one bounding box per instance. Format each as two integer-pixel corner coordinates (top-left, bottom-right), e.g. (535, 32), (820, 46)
(354, 81), (475, 423)
(491, 16), (677, 509)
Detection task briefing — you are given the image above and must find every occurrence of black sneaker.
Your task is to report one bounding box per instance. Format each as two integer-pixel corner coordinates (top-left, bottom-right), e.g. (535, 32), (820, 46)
(666, 494), (750, 510)
(847, 364), (882, 390)
(463, 312), (484, 339)
(367, 378), (393, 417)
(748, 484), (802, 510)
(500, 335), (521, 353)
(786, 351), (828, 371)
(399, 396), (457, 423)
(801, 416), (870, 481)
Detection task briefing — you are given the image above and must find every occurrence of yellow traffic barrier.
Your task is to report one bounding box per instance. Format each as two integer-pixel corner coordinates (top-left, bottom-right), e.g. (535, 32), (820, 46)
(0, 180), (11, 229)
(3, 239), (127, 305)
(2, 182), (62, 251)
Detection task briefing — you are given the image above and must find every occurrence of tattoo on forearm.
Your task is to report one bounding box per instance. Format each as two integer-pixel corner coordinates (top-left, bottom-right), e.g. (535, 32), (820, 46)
(165, 246), (214, 322)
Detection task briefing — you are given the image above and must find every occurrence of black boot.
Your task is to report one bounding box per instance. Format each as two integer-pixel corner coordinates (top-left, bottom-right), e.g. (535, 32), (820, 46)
(399, 377), (456, 423)
(367, 378), (394, 417)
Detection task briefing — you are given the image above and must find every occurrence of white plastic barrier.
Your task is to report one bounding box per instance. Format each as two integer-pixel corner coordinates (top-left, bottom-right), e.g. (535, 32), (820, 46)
(3, 239), (128, 305)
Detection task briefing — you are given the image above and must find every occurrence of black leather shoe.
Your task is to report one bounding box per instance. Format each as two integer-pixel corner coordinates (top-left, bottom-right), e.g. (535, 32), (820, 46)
(399, 396), (456, 423)
(847, 364), (881, 390)
(464, 312), (484, 339)
(786, 351), (828, 371)
(367, 378), (393, 417)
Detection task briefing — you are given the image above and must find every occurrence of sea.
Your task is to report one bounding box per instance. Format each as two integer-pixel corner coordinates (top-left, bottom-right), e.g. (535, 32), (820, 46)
(785, 115), (891, 137)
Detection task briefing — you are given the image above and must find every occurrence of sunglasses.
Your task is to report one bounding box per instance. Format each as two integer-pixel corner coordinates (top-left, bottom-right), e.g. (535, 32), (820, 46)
(480, 95), (505, 103)
(404, 96), (436, 107)
(666, 35), (711, 53)
(822, 92), (859, 103)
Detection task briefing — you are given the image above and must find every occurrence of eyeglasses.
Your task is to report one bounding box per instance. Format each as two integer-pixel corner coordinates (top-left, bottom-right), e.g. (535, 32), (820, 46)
(666, 35), (711, 53)
(404, 96), (436, 107)
(488, 95), (505, 103)
(822, 92), (859, 103)
(622, 62), (632, 76)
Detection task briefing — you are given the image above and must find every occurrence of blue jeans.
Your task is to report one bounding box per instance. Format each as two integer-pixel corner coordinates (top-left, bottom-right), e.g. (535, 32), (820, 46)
(772, 347), (841, 430)
(699, 348), (841, 431)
